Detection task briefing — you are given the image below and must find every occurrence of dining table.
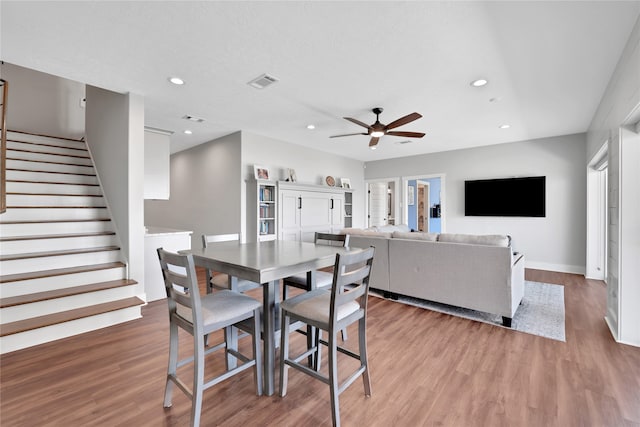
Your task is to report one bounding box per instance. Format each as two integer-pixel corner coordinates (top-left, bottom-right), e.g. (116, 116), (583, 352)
(185, 239), (351, 396)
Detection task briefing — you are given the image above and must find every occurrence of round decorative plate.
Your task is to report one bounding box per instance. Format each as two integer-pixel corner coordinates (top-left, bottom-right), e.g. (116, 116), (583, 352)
(325, 176), (335, 187)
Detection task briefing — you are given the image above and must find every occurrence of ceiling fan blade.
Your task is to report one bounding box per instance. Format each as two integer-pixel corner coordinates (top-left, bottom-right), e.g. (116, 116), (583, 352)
(344, 117), (372, 129)
(369, 137), (380, 147)
(329, 132), (369, 138)
(386, 131), (426, 138)
(385, 112), (422, 130)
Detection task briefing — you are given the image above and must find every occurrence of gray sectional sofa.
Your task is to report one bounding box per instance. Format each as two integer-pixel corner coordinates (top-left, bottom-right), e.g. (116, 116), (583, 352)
(342, 227), (525, 326)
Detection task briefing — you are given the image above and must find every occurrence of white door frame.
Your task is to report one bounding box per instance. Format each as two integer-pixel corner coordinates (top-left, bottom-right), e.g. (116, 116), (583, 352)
(402, 173), (446, 232)
(586, 142), (608, 280)
(365, 177), (401, 228)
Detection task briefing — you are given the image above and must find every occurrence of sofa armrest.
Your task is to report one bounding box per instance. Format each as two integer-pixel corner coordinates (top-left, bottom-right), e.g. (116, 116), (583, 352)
(510, 253), (525, 316)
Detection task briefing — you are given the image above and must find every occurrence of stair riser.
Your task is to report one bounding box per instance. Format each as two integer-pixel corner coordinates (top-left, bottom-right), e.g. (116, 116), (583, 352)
(7, 132), (87, 150)
(0, 207), (108, 222)
(7, 159), (95, 175)
(6, 194), (105, 207)
(1, 251), (122, 275)
(5, 181), (101, 196)
(6, 170), (97, 185)
(0, 267), (127, 298)
(0, 221), (113, 238)
(6, 148), (93, 166)
(0, 235), (118, 255)
(7, 140), (89, 158)
(1, 286), (139, 323)
(0, 306), (142, 354)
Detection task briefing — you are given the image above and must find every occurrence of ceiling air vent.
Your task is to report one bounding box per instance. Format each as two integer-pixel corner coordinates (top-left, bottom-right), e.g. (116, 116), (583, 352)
(182, 115), (205, 123)
(247, 73), (279, 89)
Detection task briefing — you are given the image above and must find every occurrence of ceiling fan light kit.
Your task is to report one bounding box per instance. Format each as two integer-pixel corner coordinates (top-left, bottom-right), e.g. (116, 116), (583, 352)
(331, 107), (425, 148)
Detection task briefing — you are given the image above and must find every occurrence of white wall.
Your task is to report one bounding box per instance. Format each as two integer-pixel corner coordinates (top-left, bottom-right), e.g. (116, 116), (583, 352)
(365, 133), (587, 273)
(0, 62), (85, 140)
(85, 86), (145, 288)
(239, 131), (366, 238)
(145, 132), (242, 249)
(587, 14), (640, 346)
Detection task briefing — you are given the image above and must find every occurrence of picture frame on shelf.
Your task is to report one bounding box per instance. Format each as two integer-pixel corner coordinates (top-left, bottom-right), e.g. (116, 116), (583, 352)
(340, 178), (351, 189)
(287, 168), (297, 182)
(254, 165), (270, 180)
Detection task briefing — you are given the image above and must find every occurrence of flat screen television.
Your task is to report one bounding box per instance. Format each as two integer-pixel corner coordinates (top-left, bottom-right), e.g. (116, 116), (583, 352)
(465, 176), (545, 217)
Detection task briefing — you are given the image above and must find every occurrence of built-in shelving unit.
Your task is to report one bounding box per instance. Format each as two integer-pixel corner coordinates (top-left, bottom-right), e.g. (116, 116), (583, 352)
(344, 190), (353, 228)
(252, 180), (277, 242)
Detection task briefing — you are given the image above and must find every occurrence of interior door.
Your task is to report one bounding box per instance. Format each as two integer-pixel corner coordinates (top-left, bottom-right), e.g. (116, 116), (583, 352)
(368, 182), (387, 227)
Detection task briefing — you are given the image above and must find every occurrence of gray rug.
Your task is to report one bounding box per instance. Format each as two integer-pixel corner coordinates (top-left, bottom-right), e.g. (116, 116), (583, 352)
(371, 280), (565, 342)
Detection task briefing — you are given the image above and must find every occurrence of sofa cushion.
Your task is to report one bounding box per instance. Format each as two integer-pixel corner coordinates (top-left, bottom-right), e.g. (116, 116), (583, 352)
(341, 228), (393, 238)
(392, 231), (439, 241)
(374, 224), (410, 233)
(437, 233), (511, 247)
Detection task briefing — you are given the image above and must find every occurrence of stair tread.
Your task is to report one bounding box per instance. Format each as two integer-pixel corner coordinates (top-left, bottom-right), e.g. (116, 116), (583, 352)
(0, 231), (116, 242)
(7, 157), (93, 167)
(0, 219), (110, 225)
(7, 206), (106, 209)
(0, 296), (144, 337)
(0, 246), (120, 261)
(7, 139), (88, 152)
(7, 179), (99, 186)
(7, 147), (90, 159)
(8, 130), (85, 143)
(0, 279), (138, 308)
(7, 168), (95, 177)
(0, 262), (126, 283)
(7, 192), (103, 197)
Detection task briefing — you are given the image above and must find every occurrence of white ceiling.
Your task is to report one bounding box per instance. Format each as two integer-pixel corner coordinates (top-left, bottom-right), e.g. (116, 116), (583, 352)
(2, 1), (639, 161)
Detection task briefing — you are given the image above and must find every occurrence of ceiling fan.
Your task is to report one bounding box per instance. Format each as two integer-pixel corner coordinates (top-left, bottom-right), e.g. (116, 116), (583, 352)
(330, 107), (425, 148)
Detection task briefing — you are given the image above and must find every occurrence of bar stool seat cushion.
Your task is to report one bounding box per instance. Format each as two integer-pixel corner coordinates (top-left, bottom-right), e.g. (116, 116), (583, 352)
(177, 290), (261, 329)
(280, 288), (360, 327)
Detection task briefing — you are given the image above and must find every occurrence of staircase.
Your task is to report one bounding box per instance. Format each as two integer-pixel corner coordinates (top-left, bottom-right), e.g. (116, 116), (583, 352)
(0, 131), (144, 354)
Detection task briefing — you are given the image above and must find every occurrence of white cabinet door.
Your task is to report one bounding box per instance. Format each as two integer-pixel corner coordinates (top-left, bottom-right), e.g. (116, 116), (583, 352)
(278, 187), (346, 241)
(279, 190), (301, 240)
(300, 192), (332, 228)
(330, 195), (344, 232)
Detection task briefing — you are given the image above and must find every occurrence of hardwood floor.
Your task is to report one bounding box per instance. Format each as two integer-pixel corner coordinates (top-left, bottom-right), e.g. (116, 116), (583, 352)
(1, 269), (639, 426)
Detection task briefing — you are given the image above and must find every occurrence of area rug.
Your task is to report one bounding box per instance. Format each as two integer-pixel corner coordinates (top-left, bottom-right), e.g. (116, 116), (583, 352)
(371, 281), (565, 342)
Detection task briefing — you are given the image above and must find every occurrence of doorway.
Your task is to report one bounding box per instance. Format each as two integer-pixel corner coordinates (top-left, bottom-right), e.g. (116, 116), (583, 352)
(403, 174), (445, 233)
(365, 178), (400, 228)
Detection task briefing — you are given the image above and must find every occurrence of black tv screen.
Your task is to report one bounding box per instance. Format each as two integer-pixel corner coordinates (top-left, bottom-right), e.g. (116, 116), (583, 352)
(465, 176), (546, 217)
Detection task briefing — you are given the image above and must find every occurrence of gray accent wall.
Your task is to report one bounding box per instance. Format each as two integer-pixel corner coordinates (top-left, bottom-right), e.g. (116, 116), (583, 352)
(145, 132), (242, 250)
(365, 133), (587, 273)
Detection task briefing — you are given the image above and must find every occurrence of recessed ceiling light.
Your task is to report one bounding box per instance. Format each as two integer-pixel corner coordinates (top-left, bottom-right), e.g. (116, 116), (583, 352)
(470, 79), (488, 87)
(499, 124), (511, 129)
(169, 77), (185, 85)
(184, 130), (193, 135)
(307, 124), (315, 130)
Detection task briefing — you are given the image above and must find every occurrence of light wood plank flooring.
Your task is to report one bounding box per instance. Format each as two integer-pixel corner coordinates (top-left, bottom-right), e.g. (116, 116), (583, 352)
(1, 269), (639, 426)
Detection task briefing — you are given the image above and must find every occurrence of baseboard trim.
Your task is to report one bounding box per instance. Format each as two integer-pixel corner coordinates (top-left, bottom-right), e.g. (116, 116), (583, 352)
(526, 261), (585, 275)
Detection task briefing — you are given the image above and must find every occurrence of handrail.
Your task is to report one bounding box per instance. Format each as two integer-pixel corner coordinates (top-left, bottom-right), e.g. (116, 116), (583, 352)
(0, 79), (6, 214)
